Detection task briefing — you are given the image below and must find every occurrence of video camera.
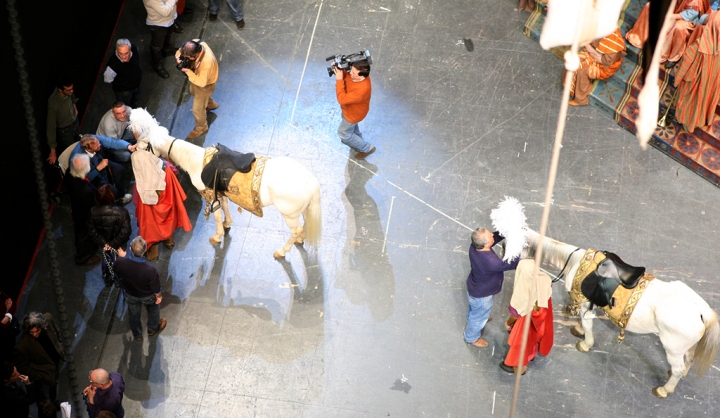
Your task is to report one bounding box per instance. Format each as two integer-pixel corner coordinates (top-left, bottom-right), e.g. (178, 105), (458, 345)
(326, 50), (372, 77)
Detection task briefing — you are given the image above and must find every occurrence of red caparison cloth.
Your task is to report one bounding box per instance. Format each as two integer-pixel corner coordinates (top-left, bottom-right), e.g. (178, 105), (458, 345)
(504, 298), (554, 367)
(133, 166), (192, 247)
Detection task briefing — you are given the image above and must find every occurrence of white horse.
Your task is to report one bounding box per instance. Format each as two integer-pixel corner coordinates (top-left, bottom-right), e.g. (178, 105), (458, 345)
(524, 230), (719, 398)
(128, 109), (321, 258)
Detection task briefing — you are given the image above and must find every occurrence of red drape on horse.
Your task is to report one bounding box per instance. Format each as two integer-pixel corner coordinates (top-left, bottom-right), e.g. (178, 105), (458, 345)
(133, 165), (192, 248)
(504, 298), (554, 367)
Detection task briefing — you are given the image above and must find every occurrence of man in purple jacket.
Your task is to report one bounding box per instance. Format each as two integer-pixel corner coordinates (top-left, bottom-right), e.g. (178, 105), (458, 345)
(84, 368), (125, 418)
(464, 228), (520, 348)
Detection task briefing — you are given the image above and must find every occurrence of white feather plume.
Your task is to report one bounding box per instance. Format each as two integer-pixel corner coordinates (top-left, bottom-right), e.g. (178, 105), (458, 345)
(490, 196), (527, 262)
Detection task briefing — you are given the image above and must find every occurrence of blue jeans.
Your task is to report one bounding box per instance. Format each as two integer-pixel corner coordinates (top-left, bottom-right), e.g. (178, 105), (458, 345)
(464, 293), (494, 343)
(125, 293), (160, 338)
(338, 116), (372, 153)
(209, 0), (244, 21)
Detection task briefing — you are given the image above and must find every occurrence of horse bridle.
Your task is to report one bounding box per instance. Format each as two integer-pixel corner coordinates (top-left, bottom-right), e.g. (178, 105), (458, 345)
(145, 138), (177, 163)
(552, 247), (581, 283)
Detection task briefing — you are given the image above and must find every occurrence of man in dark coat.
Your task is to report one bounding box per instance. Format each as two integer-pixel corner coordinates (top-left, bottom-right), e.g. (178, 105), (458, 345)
(68, 154), (100, 265)
(14, 312), (65, 405)
(115, 236), (167, 341)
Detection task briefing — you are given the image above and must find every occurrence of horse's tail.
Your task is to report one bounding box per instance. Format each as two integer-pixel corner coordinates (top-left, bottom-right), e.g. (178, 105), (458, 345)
(303, 184), (322, 246)
(694, 308), (720, 377)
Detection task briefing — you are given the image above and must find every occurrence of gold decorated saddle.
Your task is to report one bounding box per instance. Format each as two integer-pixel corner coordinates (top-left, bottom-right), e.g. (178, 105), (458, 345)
(199, 146), (267, 219)
(569, 248), (654, 341)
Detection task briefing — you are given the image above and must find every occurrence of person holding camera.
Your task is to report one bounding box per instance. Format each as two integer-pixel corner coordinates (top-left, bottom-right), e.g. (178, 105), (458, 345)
(333, 61), (375, 159)
(175, 40), (219, 139)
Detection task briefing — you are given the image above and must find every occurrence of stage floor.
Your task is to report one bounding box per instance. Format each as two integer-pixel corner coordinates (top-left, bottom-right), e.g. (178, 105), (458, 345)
(21, 0), (720, 416)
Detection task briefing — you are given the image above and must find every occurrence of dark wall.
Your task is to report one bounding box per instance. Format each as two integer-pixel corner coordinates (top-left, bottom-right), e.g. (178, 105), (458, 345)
(0, 0), (124, 300)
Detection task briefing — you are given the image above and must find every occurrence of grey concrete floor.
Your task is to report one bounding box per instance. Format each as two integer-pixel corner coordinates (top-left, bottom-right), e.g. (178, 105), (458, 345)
(21, 0), (720, 417)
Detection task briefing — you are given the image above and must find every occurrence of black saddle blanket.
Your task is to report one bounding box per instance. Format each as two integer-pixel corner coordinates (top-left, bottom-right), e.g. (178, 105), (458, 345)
(201, 144), (255, 192)
(581, 251), (645, 308)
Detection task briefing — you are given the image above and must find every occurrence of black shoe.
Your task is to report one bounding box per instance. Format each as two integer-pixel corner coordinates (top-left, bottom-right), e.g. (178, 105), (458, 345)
(209, 13), (218, 22)
(154, 66), (170, 79)
(236, 19), (245, 29)
(665, 60), (677, 69)
(172, 23), (184, 33)
(499, 361), (527, 375)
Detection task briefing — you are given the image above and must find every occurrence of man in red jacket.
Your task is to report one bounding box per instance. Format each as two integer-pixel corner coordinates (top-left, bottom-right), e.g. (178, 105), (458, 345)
(334, 61), (375, 159)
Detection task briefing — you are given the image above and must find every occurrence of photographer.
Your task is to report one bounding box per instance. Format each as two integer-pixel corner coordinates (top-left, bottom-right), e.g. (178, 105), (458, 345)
(175, 40), (219, 139)
(334, 60), (375, 159)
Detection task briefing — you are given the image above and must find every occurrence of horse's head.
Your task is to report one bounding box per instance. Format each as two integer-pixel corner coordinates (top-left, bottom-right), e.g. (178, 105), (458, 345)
(128, 108), (171, 157)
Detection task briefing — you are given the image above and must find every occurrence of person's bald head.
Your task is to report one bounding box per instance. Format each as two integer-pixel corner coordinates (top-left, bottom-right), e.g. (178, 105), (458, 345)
(89, 368), (110, 386)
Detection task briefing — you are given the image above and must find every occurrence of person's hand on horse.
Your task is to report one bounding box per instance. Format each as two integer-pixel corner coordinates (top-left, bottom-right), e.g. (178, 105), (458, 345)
(103, 244), (113, 252)
(117, 247), (127, 257)
(97, 159), (109, 171)
(128, 144), (138, 153)
(18, 374), (30, 386)
(4, 297), (11, 311)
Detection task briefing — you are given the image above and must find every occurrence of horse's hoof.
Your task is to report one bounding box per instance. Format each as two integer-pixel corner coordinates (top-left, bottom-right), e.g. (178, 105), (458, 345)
(575, 341), (591, 352)
(570, 325), (585, 338)
(209, 236), (221, 245)
(273, 251), (285, 259)
(652, 387), (668, 399)
(224, 227), (231, 236)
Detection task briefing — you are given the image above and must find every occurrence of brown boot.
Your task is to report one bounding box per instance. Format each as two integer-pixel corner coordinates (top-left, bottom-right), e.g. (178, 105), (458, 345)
(187, 126), (209, 139)
(148, 318), (167, 336)
(164, 234), (175, 249)
(146, 243), (159, 261)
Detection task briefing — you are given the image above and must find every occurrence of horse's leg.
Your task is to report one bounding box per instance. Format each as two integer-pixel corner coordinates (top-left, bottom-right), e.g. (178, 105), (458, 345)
(221, 196), (232, 232)
(273, 216), (303, 259)
(209, 204), (224, 245)
(652, 350), (687, 398)
(683, 344), (697, 377)
(575, 302), (595, 352)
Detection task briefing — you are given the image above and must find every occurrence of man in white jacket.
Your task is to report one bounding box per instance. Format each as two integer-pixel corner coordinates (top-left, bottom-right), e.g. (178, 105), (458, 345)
(142, 0), (183, 79)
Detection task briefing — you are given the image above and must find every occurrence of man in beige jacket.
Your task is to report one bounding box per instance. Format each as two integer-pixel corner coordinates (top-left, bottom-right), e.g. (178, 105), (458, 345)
(176, 39), (219, 138)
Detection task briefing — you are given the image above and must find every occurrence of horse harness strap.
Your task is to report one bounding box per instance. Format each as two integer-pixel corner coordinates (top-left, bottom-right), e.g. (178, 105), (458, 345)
(569, 248), (655, 342)
(554, 247), (581, 283)
(167, 139), (178, 163)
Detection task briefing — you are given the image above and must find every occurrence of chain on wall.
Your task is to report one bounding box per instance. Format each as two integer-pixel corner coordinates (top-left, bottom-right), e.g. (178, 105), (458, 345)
(5, 0), (85, 415)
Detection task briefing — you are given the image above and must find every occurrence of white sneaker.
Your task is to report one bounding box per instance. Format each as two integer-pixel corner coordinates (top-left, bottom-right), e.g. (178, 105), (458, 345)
(121, 194), (132, 205)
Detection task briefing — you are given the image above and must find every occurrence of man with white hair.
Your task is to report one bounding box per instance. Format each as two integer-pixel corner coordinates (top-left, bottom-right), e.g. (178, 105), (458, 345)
(69, 134), (136, 203)
(68, 154), (100, 265)
(103, 39), (142, 108)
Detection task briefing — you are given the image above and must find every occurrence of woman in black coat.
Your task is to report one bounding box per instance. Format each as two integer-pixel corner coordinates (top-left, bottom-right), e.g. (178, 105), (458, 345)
(88, 184), (132, 286)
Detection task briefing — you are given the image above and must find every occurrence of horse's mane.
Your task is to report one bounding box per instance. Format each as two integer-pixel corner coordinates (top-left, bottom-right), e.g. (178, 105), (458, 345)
(524, 229), (583, 271)
(128, 108), (173, 151)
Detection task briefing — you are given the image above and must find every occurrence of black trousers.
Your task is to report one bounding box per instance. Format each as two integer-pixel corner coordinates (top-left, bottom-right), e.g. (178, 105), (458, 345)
(148, 25), (174, 67)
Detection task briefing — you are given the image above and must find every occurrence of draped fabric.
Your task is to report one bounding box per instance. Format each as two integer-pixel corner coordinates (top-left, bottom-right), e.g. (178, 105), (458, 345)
(133, 165), (192, 247)
(625, 0), (710, 62)
(504, 298), (554, 367)
(564, 29), (626, 105)
(674, 11), (720, 131)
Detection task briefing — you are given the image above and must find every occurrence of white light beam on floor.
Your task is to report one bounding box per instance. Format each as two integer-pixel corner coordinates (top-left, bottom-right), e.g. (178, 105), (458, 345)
(291, 0), (324, 124)
(382, 196), (396, 255)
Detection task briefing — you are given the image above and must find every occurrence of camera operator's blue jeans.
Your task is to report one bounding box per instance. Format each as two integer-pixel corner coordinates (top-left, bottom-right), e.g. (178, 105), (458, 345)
(464, 293), (494, 343)
(125, 293), (160, 339)
(209, 0), (243, 21)
(338, 116), (372, 153)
